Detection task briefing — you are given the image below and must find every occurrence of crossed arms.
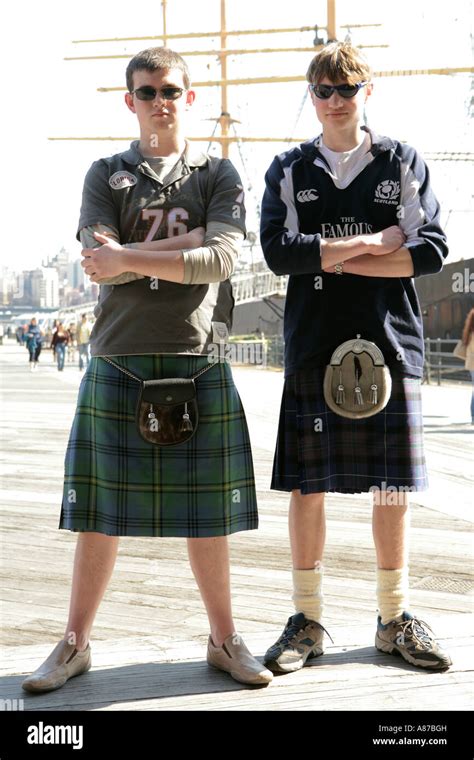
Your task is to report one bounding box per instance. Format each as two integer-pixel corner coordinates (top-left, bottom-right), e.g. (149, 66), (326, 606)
(319, 226), (413, 276)
(80, 222), (242, 285)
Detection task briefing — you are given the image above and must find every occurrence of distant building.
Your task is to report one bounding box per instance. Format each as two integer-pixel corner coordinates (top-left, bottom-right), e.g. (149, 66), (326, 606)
(46, 247), (70, 283)
(0, 268), (19, 305)
(30, 267), (59, 308)
(67, 258), (86, 290)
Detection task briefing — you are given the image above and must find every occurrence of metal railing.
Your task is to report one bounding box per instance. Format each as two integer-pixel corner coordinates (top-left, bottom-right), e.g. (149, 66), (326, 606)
(424, 338), (470, 385)
(226, 333), (285, 369)
(231, 271), (287, 304)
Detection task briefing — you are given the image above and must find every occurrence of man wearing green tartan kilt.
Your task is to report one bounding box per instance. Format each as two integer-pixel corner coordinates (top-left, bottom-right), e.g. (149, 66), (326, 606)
(22, 48), (273, 693)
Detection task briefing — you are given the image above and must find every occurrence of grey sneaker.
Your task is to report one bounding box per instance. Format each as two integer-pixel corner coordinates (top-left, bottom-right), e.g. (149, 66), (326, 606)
(375, 611), (452, 670)
(264, 612), (332, 673)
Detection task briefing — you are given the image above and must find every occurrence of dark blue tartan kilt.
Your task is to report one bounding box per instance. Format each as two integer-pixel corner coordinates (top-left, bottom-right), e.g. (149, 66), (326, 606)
(271, 366), (428, 495)
(59, 355), (258, 537)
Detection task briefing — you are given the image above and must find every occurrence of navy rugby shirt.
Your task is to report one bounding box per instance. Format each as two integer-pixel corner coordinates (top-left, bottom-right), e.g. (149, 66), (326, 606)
(260, 127), (448, 378)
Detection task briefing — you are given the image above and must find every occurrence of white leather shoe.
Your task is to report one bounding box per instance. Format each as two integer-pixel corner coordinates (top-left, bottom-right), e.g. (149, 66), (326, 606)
(207, 634), (273, 686)
(22, 640), (91, 693)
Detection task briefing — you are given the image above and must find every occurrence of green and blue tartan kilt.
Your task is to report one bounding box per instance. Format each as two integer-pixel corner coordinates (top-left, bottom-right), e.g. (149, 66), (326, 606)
(272, 367), (428, 495)
(59, 355), (258, 537)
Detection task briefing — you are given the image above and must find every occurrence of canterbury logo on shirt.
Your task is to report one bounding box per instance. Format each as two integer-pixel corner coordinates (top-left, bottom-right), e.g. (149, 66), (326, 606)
(296, 188), (319, 202)
(374, 180), (400, 204)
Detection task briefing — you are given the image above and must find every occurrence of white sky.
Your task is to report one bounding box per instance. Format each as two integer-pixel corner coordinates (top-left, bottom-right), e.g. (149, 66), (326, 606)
(1, 0), (472, 269)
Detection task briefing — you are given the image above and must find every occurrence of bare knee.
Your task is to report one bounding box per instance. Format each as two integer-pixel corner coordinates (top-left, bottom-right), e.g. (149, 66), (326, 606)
(77, 531), (119, 545)
(76, 532), (119, 567)
(291, 490), (325, 509)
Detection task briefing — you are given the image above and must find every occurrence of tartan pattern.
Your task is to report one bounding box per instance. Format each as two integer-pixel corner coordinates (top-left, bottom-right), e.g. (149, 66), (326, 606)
(60, 355), (258, 537)
(271, 367), (428, 494)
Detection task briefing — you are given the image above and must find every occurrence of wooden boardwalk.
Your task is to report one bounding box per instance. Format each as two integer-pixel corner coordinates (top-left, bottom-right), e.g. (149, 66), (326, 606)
(0, 342), (473, 711)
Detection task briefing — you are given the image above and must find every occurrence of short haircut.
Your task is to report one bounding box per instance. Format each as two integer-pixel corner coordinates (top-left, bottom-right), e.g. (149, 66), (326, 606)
(126, 47), (191, 92)
(306, 42), (372, 86)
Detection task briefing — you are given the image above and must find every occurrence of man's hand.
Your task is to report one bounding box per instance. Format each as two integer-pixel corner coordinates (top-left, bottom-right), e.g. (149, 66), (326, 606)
(81, 232), (126, 282)
(363, 225), (406, 256)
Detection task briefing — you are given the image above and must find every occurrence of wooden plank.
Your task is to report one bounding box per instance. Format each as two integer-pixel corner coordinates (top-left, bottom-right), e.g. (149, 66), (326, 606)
(1, 624), (471, 711)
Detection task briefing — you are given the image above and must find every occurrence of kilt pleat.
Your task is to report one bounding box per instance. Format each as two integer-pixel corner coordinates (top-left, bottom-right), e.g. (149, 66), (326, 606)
(271, 367), (428, 494)
(60, 355), (258, 537)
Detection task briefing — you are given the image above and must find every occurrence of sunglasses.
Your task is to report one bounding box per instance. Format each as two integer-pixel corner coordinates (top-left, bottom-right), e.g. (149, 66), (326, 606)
(309, 82), (368, 100)
(131, 86), (186, 101)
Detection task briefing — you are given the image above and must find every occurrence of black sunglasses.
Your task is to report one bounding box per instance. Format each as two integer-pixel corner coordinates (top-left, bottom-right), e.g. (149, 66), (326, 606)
(309, 82), (368, 100)
(131, 86), (186, 101)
